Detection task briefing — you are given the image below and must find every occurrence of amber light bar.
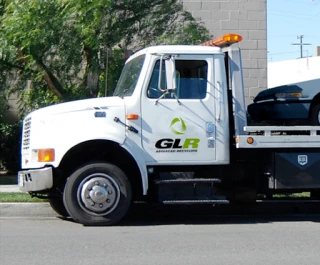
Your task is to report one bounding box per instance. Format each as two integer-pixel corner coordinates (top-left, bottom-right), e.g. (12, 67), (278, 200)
(200, 34), (243, 48)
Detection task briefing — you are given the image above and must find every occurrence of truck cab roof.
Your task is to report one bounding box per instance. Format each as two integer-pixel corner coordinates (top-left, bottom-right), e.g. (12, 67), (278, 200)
(127, 45), (222, 63)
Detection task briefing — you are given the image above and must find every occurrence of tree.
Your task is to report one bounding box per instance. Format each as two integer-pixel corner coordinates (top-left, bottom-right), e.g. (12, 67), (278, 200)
(0, 0), (210, 116)
(0, 0), (211, 172)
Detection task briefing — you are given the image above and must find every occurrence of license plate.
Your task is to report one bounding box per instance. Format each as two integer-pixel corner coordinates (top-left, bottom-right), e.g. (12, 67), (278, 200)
(18, 174), (24, 187)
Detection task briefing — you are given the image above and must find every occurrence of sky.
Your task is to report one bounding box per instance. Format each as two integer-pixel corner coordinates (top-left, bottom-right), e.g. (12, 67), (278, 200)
(267, 0), (320, 62)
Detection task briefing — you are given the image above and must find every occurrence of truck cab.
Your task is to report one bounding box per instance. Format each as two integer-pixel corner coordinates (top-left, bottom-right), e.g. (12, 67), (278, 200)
(118, 45), (231, 165)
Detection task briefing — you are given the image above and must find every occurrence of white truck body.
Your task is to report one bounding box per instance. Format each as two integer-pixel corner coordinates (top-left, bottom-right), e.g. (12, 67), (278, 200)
(18, 34), (320, 226)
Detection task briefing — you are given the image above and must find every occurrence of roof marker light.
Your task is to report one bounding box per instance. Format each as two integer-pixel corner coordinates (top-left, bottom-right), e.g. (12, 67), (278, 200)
(200, 34), (243, 48)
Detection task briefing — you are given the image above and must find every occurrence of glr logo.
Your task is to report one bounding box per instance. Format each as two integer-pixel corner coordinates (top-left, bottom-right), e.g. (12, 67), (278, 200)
(170, 117), (186, 135)
(155, 117), (200, 152)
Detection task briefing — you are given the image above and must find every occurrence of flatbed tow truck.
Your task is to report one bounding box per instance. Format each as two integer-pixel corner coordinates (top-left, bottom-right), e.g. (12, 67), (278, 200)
(18, 34), (320, 225)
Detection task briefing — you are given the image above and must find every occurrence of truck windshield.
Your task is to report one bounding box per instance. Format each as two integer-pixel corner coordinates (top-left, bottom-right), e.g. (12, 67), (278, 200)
(113, 54), (146, 97)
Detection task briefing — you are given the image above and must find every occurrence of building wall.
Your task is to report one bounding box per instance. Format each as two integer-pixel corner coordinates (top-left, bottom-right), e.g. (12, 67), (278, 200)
(268, 55), (320, 88)
(182, 0), (267, 104)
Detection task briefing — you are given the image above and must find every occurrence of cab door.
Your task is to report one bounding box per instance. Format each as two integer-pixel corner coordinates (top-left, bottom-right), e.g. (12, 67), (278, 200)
(141, 54), (219, 164)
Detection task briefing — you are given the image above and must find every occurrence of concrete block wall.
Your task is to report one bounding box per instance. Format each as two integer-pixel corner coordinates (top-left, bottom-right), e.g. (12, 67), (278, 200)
(182, 0), (267, 104)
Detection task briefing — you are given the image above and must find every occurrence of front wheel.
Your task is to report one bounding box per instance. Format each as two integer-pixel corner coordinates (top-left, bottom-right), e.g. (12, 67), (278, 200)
(63, 162), (132, 226)
(48, 194), (69, 217)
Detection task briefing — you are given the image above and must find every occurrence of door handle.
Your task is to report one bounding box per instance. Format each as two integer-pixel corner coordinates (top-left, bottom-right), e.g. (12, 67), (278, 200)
(216, 81), (222, 121)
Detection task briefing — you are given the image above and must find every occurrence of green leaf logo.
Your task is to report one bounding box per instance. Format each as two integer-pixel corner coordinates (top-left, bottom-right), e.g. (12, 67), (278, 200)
(170, 117), (186, 135)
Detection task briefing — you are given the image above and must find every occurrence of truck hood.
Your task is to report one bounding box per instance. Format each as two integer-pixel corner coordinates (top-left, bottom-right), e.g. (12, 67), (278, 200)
(27, 97), (124, 118)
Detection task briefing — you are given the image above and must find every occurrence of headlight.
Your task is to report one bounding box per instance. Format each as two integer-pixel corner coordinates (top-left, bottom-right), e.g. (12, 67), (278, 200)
(275, 92), (302, 99)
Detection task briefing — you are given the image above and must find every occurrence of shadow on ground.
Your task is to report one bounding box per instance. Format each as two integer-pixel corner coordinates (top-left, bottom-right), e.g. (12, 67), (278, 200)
(58, 202), (320, 227)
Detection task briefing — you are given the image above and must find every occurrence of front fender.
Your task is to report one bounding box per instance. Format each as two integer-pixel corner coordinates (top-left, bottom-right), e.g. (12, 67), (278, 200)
(21, 102), (126, 169)
(121, 138), (151, 195)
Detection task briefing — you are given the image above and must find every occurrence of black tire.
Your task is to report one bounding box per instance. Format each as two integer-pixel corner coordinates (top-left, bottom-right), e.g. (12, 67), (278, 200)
(310, 104), (320, 125)
(48, 196), (69, 217)
(63, 162), (132, 226)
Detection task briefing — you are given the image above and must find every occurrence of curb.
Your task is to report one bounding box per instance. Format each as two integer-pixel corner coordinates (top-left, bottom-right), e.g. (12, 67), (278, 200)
(0, 202), (56, 218)
(0, 185), (22, 193)
(0, 185), (56, 218)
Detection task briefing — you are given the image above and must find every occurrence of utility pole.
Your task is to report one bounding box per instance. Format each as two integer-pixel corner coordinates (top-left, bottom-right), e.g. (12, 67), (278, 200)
(105, 48), (109, 97)
(291, 35), (311, 58)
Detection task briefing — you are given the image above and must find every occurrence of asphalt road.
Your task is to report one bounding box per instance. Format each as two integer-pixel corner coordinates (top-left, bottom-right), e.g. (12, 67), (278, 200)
(1, 207), (320, 265)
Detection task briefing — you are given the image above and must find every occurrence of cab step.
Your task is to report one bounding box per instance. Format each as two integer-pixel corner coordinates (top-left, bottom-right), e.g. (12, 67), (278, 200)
(155, 178), (221, 184)
(154, 177), (227, 203)
(162, 199), (229, 205)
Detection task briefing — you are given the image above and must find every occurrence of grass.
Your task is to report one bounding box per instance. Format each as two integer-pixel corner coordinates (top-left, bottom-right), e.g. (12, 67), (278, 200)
(0, 192), (48, 202)
(273, 192), (311, 199)
(0, 173), (48, 202)
(257, 192), (311, 199)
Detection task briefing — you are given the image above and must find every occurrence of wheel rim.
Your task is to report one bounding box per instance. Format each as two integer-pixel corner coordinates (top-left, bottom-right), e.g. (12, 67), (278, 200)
(77, 173), (121, 216)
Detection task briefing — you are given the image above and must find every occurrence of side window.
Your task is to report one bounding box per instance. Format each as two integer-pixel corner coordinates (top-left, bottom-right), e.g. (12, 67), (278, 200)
(147, 61), (167, 98)
(176, 60), (208, 99)
(147, 59), (208, 99)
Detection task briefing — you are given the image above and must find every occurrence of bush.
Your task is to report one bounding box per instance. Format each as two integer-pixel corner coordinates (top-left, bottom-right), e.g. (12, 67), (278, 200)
(0, 121), (22, 173)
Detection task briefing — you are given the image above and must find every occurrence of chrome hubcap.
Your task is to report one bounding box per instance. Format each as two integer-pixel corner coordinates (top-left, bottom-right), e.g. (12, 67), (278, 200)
(78, 174), (120, 216)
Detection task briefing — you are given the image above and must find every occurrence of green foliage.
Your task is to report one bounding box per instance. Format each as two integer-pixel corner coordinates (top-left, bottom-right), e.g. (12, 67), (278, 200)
(0, 0), (210, 172)
(0, 91), (9, 121)
(1, 0), (84, 108)
(0, 121), (21, 173)
(155, 13), (211, 45)
(98, 49), (126, 97)
(0, 0), (210, 117)
(0, 87), (20, 172)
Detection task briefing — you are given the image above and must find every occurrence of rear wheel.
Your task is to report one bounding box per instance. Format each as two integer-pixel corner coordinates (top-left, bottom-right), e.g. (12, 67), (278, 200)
(63, 162), (132, 226)
(310, 104), (320, 125)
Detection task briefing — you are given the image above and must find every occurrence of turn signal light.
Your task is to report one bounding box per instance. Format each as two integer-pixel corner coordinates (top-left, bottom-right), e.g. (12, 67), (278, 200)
(38, 149), (55, 162)
(126, 114), (139, 120)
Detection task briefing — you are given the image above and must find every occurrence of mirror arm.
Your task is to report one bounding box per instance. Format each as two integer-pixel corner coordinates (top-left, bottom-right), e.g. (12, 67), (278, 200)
(155, 89), (181, 105)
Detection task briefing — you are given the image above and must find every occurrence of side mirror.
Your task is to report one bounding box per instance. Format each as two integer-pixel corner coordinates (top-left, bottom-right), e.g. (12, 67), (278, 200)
(165, 56), (176, 90)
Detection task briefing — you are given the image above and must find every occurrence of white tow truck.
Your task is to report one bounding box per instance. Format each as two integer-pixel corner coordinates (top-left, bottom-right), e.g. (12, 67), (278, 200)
(18, 34), (320, 226)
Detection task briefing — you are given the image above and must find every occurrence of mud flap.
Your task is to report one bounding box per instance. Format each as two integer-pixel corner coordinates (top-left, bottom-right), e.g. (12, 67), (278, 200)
(274, 153), (320, 189)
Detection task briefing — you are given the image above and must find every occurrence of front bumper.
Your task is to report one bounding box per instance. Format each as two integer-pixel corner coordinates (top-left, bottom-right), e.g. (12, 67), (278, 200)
(18, 167), (53, 192)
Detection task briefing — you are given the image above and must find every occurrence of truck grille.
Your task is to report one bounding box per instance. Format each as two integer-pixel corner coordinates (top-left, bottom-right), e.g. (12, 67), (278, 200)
(22, 117), (32, 150)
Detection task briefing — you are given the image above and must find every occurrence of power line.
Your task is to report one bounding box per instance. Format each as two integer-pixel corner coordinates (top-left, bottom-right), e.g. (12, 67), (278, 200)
(268, 13), (320, 21)
(291, 35), (312, 58)
(268, 50), (308, 56)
